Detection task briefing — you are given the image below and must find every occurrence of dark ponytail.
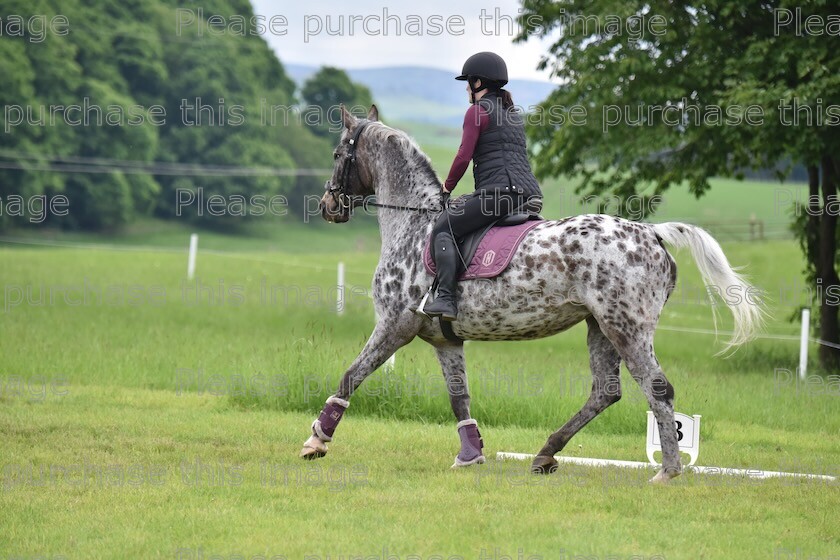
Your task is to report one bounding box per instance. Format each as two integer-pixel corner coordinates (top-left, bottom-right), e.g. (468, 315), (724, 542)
(499, 88), (514, 110)
(471, 76), (515, 110)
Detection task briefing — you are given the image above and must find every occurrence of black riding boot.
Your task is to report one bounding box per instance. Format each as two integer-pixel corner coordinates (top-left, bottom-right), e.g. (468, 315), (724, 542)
(424, 232), (459, 321)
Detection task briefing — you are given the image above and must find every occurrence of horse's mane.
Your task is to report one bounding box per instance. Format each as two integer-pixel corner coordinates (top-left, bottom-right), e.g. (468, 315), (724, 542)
(365, 122), (442, 187)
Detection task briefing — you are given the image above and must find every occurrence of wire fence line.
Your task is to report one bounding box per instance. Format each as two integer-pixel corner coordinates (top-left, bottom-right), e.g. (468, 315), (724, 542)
(2, 235), (828, 350)
(655, 325), (840, 350)
(652, 218), (793, 242)
(0, 152), (333, 177)
(0, 150), (796, 241)
(0, 236), (370, 276)
(0, 161), (331, 177)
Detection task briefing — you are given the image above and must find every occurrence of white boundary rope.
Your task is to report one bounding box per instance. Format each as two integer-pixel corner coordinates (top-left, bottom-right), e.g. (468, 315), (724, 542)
(495, 452), (837, 481)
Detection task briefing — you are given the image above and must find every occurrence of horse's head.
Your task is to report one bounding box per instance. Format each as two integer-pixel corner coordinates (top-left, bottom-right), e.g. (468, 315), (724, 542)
(320, 104), (380, 223)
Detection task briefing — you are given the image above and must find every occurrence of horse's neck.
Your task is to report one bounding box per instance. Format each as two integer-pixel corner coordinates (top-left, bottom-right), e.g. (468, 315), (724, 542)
(378, 208), (433, 258)
(375, 161), (439, 261)
(376, 190), (436, 258)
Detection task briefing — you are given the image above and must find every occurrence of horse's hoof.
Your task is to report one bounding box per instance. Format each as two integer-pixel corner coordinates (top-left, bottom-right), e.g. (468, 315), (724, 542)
(299, 435), (328, 460)
(530, 455), (559, 474)
(649, 467), (681, 484)
(451, 455), (486, 469)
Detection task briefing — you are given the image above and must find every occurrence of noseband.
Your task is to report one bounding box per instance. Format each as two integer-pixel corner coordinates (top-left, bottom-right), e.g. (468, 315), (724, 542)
(327, 121), (442, 214)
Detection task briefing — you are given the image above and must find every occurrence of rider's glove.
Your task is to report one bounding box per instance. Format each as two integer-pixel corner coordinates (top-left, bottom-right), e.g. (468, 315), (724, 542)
(440, 189), (451, 209)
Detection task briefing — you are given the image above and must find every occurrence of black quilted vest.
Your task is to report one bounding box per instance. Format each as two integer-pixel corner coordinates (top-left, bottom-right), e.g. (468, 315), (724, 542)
(472, 92), (541, 198)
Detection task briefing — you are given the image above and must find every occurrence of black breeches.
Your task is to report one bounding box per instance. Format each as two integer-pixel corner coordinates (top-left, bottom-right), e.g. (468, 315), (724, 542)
(431, 191), (526, 241)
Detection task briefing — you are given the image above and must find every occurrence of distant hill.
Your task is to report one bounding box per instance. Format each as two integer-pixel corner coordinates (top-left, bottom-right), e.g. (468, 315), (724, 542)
(285, 64), (557, 127)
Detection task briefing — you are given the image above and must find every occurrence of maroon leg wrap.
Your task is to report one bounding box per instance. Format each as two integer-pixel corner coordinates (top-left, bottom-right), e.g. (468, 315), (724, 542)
(456, 420), (484, 464)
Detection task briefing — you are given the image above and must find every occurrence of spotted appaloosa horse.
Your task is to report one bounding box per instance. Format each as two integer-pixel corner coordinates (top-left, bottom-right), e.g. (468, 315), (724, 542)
(300, 105), (764, 483)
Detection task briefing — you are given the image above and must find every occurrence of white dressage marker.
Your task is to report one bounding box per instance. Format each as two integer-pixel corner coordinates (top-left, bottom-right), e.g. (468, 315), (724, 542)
(647, 411), (701, 466)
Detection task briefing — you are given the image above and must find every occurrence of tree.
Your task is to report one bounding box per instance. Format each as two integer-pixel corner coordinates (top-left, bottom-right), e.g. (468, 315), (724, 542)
(301, 67), (375, 136)
(0, 0), (330, 230)
(516, 1), (840, 370)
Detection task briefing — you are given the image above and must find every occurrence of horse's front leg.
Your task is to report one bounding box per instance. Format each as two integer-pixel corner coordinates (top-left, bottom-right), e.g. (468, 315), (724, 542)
(300, 320), (414, 459)
(434, 342), (485, 468)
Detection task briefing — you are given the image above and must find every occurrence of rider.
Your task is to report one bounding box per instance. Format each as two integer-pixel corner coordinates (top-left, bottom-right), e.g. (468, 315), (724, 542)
(423, 52), (543, 321)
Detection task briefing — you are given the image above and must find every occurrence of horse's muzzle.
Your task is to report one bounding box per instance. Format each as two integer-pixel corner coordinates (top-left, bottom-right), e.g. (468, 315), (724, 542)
(320, 189), (349, 223)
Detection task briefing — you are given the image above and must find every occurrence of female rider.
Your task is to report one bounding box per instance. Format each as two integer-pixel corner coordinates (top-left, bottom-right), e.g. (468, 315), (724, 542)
(423, 51), (543, 321)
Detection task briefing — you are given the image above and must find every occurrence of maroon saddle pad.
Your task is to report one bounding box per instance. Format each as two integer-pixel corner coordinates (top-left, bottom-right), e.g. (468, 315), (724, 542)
(423, 220), (542, 280)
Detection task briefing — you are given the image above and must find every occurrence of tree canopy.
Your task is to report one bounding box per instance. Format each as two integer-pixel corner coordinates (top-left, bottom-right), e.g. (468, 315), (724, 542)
(517, 1), (840, 368)
(0, 0), (363, 230)
(301, 66), (375, 137)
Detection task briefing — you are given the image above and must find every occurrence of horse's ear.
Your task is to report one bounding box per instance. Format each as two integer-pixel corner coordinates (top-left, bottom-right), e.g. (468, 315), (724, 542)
(367, 104), (379, 122)
(341, 104), (357, 130)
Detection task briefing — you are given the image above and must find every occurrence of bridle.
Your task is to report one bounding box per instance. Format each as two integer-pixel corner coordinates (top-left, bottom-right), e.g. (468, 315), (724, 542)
(326, 120), (369, 212)
(326, 120), (443, 214)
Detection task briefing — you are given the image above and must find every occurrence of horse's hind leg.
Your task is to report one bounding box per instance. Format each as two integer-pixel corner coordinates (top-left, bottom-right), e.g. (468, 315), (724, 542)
(531, 316), (622, 474)
(599, 319), (681, 483)
(434, 341), (485, 468)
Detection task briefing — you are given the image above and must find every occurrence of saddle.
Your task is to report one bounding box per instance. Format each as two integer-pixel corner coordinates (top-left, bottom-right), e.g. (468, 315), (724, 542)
(423, 197), (544, 280)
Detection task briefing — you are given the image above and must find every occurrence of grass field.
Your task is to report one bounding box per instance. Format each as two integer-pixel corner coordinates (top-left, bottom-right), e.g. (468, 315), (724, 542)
(1, 220), (839, 559)
(0, 124), (835, 560)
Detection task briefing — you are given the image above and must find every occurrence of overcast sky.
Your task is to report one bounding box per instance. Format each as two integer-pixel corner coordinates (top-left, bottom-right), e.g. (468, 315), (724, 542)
(250, 0), (559, 82)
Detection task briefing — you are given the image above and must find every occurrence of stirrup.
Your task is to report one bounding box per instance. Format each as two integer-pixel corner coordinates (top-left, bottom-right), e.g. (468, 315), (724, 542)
(409, 287), (434, 319)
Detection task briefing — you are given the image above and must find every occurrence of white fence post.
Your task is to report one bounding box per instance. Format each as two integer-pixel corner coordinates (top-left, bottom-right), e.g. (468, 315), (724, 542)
(187, 233), (198, 280)
(337, 262), (345, 315)
(799, 308), (810, 380)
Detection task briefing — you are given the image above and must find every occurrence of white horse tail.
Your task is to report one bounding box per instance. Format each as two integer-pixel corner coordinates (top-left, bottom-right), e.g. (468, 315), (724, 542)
(651, 222), (766, 353)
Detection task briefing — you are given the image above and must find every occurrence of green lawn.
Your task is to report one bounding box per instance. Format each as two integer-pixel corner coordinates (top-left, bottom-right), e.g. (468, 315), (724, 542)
(1, 235), (838, 559)
(2, 385), (837, 560)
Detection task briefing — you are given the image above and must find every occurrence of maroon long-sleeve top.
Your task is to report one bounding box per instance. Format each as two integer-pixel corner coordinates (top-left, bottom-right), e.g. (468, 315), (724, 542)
(443, 103), (490, 193)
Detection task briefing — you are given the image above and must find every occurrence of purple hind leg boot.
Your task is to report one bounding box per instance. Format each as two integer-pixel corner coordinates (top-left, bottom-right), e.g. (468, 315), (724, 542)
(452, 419), (485, 468)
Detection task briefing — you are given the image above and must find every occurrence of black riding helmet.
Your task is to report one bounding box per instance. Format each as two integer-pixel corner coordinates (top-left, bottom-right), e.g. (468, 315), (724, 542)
(456, 52), (508, 95)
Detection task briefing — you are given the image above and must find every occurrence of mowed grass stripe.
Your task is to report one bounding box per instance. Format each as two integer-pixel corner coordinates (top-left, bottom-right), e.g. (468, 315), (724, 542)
(0, 385), (837, 559)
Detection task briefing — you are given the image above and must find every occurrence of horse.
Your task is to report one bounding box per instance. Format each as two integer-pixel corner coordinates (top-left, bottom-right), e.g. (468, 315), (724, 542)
(299, 105), (764, 483)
